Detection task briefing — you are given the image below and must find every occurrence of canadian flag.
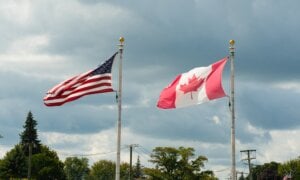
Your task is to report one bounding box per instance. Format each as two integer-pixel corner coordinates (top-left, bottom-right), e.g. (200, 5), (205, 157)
(157, 57), (228, 109)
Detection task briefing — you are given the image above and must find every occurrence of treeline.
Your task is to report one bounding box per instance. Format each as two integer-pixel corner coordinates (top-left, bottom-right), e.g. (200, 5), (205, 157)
(0, 111), (218, 180)
(239, 158), (300, 180)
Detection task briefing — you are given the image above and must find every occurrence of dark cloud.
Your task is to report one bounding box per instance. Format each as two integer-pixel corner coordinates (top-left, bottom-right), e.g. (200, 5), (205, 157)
(124, 99), (231, 143)
(38, 102), (117, 133)
(238, 82), (300, 130)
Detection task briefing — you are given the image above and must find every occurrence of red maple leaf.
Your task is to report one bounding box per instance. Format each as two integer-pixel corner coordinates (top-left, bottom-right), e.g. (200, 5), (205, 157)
(179, 74), (204, 99)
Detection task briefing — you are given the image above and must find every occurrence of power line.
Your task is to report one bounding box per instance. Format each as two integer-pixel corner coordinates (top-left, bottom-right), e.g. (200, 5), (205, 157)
(134, 148), (151, 160)
(137, 145), (152, 155)
(213, 168), (231, 173)
(71, 150), (116, 157)
(59, 147), (127, 157)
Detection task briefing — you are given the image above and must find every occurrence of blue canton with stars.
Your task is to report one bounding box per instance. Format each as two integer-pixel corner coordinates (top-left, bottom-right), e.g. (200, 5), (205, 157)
(90, 52), (118, 76)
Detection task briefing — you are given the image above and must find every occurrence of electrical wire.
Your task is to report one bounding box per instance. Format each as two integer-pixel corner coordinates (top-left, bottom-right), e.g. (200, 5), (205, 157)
(59, 146), (127, 157)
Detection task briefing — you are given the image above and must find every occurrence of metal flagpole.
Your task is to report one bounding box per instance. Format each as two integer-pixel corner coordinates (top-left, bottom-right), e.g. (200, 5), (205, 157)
(229, 39), (236, 180)
(116, 37), (124, 180)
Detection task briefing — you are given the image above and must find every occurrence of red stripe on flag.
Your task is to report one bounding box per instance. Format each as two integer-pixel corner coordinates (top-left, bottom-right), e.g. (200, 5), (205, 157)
(43, 52), (117, 106)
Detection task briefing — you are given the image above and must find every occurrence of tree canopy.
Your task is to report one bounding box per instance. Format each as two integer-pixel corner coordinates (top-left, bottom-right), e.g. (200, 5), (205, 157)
(31, 145), (66, 180)
(250, 161), (282, 179)
(0, 144), (27, 179)
(88, 160), (130, 180)
(145, 146), (217, 180)
(0, 112), (65, 179)
(19, 111), (41, 155)
(64, 157), (89, 180)
(278, 157), (300, 179)
(133, 156), (143, 178)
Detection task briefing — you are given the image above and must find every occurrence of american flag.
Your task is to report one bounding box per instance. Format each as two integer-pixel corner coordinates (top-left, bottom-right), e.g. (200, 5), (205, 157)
(44, 52), (118, 106)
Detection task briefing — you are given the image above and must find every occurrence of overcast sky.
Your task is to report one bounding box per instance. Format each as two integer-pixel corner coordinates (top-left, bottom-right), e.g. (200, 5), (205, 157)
(1, 0), (300, 179)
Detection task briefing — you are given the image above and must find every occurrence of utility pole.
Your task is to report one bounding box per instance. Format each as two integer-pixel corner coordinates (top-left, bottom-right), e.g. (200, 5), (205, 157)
(127, 144), (138, 180)
(240, 149), (256, 180)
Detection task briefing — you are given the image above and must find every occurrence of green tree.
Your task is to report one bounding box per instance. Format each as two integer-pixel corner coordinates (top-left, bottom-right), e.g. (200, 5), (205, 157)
(88, 160), (130, 180)
(146, 146), (217, 180)
(20, 111), (41, 155)
(64, 157), (89, 180)
(250, 161), (282, 180)
(0, 144), (27, 179)
(0, 112), (66, 179)
(144, 167), (165, 180)
(89, 160), (115, 180)
(148, 147), (179, 179)
(238, 172), (246, 180)
(0, 144), (66, 180)
(120, 162), (130, 180)
(31, 145), (66, 180)
(133, 156), (143, 178)
(278, 157), (300, 179)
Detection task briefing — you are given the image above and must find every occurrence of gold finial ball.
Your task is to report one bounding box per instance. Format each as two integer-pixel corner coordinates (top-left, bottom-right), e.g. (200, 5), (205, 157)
(119, 37), (125, 43)
(229, 39), (235, 45)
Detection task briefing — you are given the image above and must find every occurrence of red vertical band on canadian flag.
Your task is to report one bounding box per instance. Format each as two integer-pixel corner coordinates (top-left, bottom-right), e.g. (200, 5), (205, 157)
(206, 57), (227, 100)
(156, 75), (181, 109)
(157, 57), (228, 109)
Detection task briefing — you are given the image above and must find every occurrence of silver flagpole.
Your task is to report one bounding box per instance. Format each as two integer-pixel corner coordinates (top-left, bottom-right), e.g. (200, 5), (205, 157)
(116, 37), (124, 180)
(229, 39), (236, 180)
